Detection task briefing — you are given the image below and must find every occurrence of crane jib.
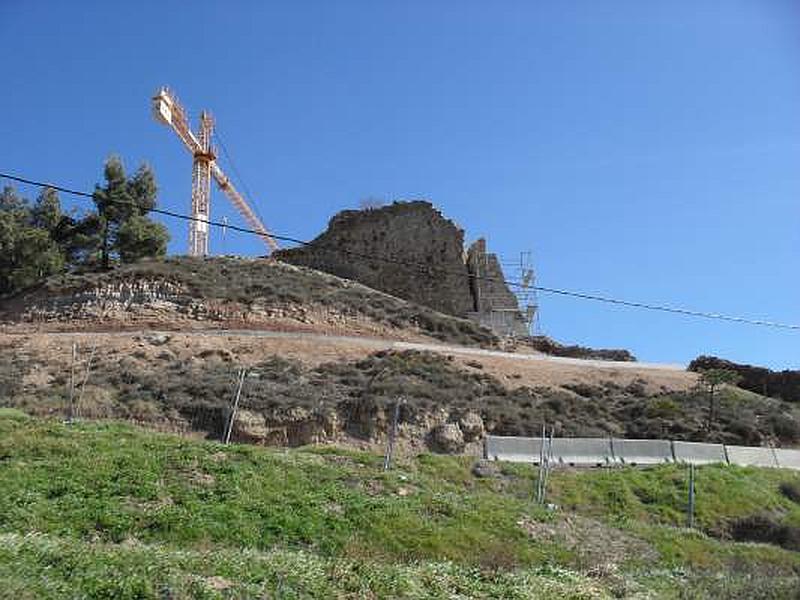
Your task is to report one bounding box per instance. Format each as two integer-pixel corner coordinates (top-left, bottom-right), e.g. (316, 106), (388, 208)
(152, 86), (278, 256)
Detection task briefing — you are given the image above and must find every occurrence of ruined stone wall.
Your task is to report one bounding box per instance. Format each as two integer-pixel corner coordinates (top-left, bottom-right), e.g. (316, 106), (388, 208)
(465, 239), (528, 337)
(274, 201), (475, 317)
(275, 201), (530, 336)
(467, 239), (520, 313)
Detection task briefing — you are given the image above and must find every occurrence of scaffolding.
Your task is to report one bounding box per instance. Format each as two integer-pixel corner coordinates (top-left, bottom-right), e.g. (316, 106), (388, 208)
(498, 250), (540, 336)
(468, 240), (539, 338)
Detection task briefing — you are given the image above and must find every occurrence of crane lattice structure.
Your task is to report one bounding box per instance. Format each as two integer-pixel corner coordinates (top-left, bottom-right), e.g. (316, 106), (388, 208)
(152, 87), (278, 256)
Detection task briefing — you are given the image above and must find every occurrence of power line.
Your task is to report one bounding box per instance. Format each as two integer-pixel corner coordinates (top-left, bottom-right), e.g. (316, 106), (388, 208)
(2, 170), (798, 332)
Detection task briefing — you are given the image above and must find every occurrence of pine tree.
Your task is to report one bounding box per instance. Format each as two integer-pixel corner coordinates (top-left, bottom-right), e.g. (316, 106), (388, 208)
(93, 156), (132, 268)
(117, 214), (169, 263)
(30, 187), (62, 232)
(91, 156), (169, 266)
(0, 186), (64, 295)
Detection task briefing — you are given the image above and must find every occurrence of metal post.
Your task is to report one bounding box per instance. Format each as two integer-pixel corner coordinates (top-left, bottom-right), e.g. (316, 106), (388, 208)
(67, 342), (77, 424)
(224, 369), (246, 445)
(542, 427), (554, 500)
(687, 463), (696, 528)
(383, 397), (403, 471)
(75, 342), (98, 418)
(535, 423), (546, 503)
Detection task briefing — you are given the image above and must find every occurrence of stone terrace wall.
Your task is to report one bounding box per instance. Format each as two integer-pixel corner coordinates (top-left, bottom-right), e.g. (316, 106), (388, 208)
(274, 201), (476, 317)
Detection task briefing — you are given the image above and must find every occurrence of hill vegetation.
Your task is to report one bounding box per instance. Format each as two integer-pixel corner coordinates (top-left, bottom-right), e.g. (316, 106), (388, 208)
(0, 157), (168, 296)
(0, 257), (499, 347)
(690, 355), (800, 404)
(2, 341), (800, 455)
(1, 411), (800, 598)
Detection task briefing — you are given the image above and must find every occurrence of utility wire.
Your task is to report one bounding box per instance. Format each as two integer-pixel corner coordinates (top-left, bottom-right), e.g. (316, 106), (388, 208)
(2, 170), (798, 331)
(213, 127), (268, 228)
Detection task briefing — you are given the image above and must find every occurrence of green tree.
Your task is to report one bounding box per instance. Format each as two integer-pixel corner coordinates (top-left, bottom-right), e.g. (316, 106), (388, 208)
(0, 188), (64, 295)
(0, 157), (169, 295)
(0, 186), (28, 213)
(57, 213), (103, 266)
(30, 187), (62, 232)
(93, 156), (132, 268)
(92, 156), (169, 266)
(697, 368), (741, 431)
(116, 214), (169, 263)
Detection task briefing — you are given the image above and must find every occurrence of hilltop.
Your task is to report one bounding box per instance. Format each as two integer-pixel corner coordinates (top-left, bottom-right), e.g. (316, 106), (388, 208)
(0, 256), (497, 347)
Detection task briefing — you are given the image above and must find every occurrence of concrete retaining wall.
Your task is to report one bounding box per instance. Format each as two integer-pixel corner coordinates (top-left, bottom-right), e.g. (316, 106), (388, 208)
(775, 448), (800, 470)
(550, 438), (613, 466)
(672, 441), (727, 465)
(612, 439), (673, 465)
(484, 435), (800, 471)
(484, 435), (544, 463)
(726, 445), (778, 468)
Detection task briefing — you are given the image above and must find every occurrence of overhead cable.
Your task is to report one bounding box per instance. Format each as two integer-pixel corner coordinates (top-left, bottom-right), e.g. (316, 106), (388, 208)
(1, 170), (798, 331)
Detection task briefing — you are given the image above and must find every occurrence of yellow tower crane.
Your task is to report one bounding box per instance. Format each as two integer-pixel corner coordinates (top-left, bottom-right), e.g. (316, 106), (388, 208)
(152, 87), (278, 256)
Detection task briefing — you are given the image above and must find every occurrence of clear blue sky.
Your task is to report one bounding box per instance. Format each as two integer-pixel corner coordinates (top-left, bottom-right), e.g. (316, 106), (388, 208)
(1, 1), (798, 368)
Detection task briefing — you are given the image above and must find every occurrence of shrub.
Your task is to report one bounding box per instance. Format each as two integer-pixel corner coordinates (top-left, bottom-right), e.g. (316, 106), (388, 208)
(769, 413), (800, 443)
(780, 481), (800, 504)
(729, 514), (800, 552)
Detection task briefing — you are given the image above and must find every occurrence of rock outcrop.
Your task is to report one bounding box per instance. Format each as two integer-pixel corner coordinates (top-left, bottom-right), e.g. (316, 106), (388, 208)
(429, 423), (466, 454)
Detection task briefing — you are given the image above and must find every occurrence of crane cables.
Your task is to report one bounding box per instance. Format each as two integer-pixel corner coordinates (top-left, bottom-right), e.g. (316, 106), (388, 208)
(1, 170), (799, 332)
(213, 127), (269, 231)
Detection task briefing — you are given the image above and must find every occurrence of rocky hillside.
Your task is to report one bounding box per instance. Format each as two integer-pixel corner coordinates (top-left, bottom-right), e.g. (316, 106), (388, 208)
(2, 256), (797, 456)
(0, 257), (497, 347)
(3, 331), (799, 454)
(690, 355), (800, 403)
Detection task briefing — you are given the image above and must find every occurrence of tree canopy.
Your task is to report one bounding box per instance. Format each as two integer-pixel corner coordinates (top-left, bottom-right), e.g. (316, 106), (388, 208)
(0, 156), (170, 296)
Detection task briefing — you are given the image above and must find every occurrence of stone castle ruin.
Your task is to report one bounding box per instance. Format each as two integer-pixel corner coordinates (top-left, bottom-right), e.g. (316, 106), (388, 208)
(274, 201), (531, 337)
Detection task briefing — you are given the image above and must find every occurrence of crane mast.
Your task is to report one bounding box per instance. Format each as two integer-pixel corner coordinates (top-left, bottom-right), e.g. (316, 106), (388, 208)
(152, 87), (278, 256)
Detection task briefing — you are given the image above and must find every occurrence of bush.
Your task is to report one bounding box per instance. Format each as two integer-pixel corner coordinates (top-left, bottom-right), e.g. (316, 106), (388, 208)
(729, 514), (800, 552)
(780, 481), (800, 504)
(769, 413), (800, 443)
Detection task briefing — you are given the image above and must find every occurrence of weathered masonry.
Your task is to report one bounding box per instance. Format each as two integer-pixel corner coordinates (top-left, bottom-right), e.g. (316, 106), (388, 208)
(274, 201), (529, 336)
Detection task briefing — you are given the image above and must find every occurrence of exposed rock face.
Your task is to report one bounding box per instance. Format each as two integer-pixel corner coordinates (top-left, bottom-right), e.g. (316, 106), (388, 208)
(231, 407), (340, 447)
(429, 423), (466, 454)
(459, 412), (485, 442)
(274, 201), (476, 317)
(232, 409), (270, 443)
(9, 279), (194, 323)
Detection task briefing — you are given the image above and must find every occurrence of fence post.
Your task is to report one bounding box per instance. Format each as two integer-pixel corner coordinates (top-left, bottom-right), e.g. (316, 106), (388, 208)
(687, 463), (696, 528)
(224, 368), (246, 445)
(75, 342), (98, 419)
(383, 397), (403, 471)
(535, 423), (547, 503)
(67, 342), (78, 424)
(542, 427), (554, 500)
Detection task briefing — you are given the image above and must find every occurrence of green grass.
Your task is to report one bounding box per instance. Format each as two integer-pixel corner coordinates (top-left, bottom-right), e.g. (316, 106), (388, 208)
(543, 463), (800, 529)
(2, 414), (800, 598)
(0, 533), (610, 600)
(0, 416), (559, 566)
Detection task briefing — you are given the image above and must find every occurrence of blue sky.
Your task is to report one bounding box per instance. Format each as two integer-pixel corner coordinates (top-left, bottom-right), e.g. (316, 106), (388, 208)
(1, 1), (798, 368)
